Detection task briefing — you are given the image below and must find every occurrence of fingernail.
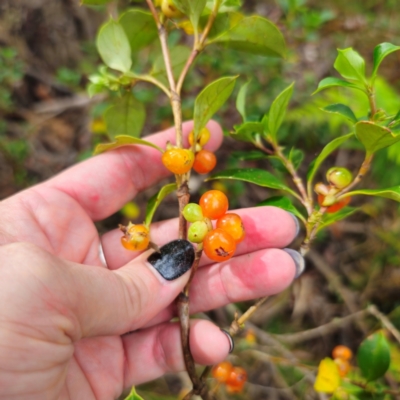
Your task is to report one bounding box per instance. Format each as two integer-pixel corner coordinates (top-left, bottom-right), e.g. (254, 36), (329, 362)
(288, 212), (300, 237)
(283, 248), (305, 278)
(220, 329), (234, 353)
(147, 240), (195, 281)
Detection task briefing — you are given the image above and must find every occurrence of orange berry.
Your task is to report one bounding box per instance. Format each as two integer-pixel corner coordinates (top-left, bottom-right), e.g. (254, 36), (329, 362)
(317, 194), (351, 213)
(161, 0), (183, 18)
(332, 345), (353, 361)
(188, 128), (211, 147)
(203, 228), (236, 262)
(216, 213), (245, 243)
(334, 357), (351, 377)
(211, 361), (233, 383)
(226, 366), (247, 393)
(162, 148), (194, 174)
(193, 150), (217, 174)
(199, 190), (229, 220)
(121, 224), (150, 251)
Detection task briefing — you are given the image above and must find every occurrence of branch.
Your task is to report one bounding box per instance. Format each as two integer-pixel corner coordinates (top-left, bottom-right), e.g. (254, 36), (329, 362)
(368, 305), (400, 345)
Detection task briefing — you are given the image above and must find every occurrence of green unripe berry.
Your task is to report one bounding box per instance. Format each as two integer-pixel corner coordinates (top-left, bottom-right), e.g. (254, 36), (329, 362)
(188, 221), (209, 243)
(326, 167), (353, 189)
(183, 203), (204, 223)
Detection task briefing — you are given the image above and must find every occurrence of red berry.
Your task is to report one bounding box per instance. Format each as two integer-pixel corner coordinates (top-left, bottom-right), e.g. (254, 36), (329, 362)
(193, 150), (217, 174)
(318, 194), (351, 213)
(216, 213), (245, 243)
(162, 148), (194, 174)
(211, 361), (232, 383)
(203, 228), (236, 262)
(199, 190), (229, 220)
(226, 366), (247, 393)
(332, 345), (353, 361)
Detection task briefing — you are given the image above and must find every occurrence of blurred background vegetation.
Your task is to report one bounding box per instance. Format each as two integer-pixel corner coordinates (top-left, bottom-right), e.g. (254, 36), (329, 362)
(1, 0), (400, 398)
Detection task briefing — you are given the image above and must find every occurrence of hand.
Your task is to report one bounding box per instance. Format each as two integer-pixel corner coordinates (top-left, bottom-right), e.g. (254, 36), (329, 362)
(0, 121), (301, 400)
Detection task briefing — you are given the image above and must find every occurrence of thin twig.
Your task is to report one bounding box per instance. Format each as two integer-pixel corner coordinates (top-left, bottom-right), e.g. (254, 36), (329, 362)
(368, 305), (400, 345)
(134, 74), (171, 96)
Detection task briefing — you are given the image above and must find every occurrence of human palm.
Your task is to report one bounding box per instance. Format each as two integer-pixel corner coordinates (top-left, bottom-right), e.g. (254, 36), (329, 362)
(0, 121), (299, 400)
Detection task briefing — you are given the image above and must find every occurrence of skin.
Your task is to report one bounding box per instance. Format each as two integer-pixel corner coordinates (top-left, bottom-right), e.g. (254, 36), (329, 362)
(0, 120), (298, 400)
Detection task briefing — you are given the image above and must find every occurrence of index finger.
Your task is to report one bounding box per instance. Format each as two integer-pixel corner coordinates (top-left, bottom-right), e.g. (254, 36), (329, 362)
(42, 120), (223, 220)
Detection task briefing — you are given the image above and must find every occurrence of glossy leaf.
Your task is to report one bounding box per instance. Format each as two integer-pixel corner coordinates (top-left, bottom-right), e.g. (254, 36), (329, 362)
(231, 150), (268, 161)
(334, 48), (367, 84)
(96, 19), (132, 73)
(236, 81), (250, 121)
(267, 82), (294, 142)
(174, 0), (207, 30)
(230, 121), (264, 143)
(152, 45), (191, 85)
(104, 94), (145, 139)
(145, 183), (177, 227)
(372, 42), (400, 78)
(289, 148), (304, 170)
(93, 135), (163, 155)
(313, 77), (365, 95)
(357, 331), (391, 382)
(193, 76), (237, 138)
(207, 168), (299, 197)
(317, 207), (359, 232)
(119, 10), (158, 53)
(355, 121), (400, 154)
(322, 103), (358, 123)
(258, 196), (306, 223)
(314, 358), (341, 393)
(124, 386), (145, 400)
(307, 132), (354, 185)
(341, 186), (400, 202)
(207, 12), (244, 39)
(210, 16), (286, 58)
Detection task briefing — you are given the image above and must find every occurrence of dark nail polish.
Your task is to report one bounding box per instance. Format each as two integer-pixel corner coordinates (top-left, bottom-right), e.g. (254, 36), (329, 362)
(220, 329), (234, 353)
(147, 239), (195, 281)
(283, 248), (305, 278)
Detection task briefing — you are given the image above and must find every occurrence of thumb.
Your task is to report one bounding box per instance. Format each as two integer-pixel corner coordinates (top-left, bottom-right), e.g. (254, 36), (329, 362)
(1, 241), (194, 341)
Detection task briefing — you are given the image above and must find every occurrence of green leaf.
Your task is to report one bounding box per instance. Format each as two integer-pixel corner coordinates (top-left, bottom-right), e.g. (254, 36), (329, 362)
(355, 121), (400, 154)
(119, 9), (158, 53)
(193, 76), (237, 137)
(357, 331), (391, 382)
(230, 121), (264, 143)
(236, 81), (250, 121)
(207, 168), (299, 197)
(258, 196), (306, 223)
(96, 19), (132, 73)
(322, 103), (358, 123)
(104, 94), (145, 139)
(210, 16), (286, 58)
(93, 135), (163, 155)
(372, 43), (400, 78)
(87, 83), (105, 98)
(341, 186), (400, 202)
(313, 77), (366, 95)
(307, 132), (354, 186)
(145, 183), (177, 227)
(268, 82), (294, 142)
(174, 0), (207, 30)
(317, 207), (359, 232)
(231, 150), (268, 161)
(152, 45), (192, 85)
(124, 386), (145, 400)
(334, 48), (367, 84)
(288, 148), (304, 170)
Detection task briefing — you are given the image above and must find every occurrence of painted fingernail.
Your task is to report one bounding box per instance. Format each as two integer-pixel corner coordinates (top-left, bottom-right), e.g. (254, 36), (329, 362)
(288, 212), (301, 237)
(220, 329), (234, 353)
(283, 248), (305, 278)
(147, 240), (195, 281)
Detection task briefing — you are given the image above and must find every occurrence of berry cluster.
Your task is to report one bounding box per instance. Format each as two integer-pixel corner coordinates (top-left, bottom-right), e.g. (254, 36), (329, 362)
(161, 128), (217, 176)
(120, 222), (150, 251)
(212, 361), (247, 393)
(183, 190), (245, 262)
(332, 345), (352, 377)
(315, 167), (353, 213)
